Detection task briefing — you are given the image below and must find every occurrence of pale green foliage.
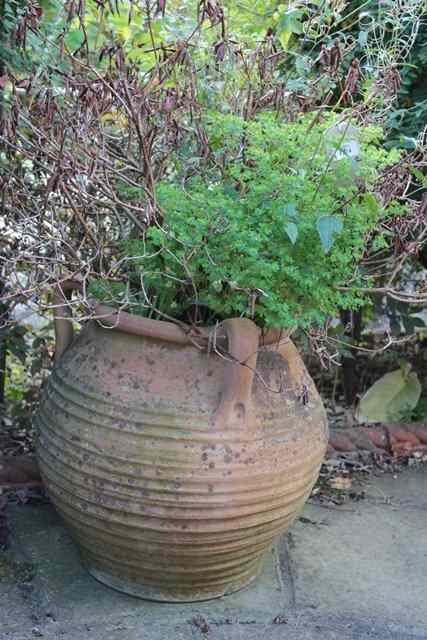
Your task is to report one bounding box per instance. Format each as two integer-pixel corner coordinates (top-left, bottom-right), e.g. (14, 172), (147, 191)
(91, 111), (406, 329)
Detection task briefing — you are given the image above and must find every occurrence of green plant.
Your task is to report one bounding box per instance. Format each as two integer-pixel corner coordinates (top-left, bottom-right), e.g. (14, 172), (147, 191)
(90, 110), (404, 330)
(1, 0), (424, 341)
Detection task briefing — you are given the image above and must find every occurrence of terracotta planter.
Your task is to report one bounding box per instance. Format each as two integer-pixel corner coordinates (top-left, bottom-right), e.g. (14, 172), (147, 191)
(35, 282), (328, 602)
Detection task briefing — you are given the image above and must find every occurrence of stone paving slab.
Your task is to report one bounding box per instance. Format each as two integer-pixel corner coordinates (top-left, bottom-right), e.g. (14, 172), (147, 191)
(3, 616), (427, 640)
(289, 467), (427, 628)
(1, 467), (426, 640)
(2, 503), (291, 635)
(0, 584), (33, 633)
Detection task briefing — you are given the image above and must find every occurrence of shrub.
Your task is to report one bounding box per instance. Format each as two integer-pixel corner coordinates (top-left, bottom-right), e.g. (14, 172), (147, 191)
(90, 110), (404, 330)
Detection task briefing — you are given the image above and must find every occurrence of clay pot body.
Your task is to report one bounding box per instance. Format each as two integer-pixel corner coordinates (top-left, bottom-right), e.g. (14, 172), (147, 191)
(35, 301), (327, 602)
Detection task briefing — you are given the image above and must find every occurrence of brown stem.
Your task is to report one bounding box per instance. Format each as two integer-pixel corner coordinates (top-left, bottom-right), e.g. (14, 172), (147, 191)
(340, 308), (363, 408)
(0, 320), (6, 406)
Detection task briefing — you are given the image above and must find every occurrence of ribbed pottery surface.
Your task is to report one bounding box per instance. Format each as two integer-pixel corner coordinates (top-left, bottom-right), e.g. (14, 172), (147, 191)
(35, 321), (328, 601)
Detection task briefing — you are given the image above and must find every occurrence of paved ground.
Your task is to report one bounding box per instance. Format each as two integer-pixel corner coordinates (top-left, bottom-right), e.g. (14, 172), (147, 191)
(1, 466), (426, 640)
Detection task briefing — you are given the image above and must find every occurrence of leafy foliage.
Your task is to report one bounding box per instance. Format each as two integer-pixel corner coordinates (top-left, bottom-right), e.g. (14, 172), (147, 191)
(0, 0), (425, 424)
(1, 0), (425, 337)
(91, 111), (404, 329)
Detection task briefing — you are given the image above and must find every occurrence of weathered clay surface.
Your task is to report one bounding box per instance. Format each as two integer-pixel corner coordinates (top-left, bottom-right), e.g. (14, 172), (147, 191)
(35, 311), (327, 602)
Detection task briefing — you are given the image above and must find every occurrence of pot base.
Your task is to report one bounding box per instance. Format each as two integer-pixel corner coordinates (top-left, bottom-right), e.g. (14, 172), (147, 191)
(86, 564), (262, 603)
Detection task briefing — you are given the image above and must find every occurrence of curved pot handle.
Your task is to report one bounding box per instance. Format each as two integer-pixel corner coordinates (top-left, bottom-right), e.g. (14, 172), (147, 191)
(53, 280), (83, 363)
(213, 318), (260, 430)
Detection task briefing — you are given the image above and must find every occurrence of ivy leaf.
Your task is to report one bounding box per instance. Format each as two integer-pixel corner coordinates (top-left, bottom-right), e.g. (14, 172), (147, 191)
(316, 215), (343, 253)
(278, 9), (303, 49)
(398, 135), (417, 150)
(284, 222), (298, 245)
(278, 9), (304, 35)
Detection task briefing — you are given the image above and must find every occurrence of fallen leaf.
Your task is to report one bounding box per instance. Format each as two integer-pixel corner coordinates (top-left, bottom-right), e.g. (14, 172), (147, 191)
(192, 616), (209, 635)
(328, 476), (352, 490)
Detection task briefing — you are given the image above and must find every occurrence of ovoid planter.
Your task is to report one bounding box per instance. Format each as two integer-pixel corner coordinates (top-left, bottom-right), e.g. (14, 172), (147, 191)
(35, 281), (328, 602)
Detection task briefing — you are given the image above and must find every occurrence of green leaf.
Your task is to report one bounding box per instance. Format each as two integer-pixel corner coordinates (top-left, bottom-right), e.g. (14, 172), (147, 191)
(277, 9), (303, 49)
(65, 29), (85, 51)
(284, 202), (298, 219)
(398, 135), (417, 150)
(363, 192), (380, 216)
(278, 9), (304, 35)
(284, 222), (298, 244)
(411, 168), (427, 188)
(316, 215), (343, 253)
(295, 55), (311, 76)
(356, 364), (422, 423)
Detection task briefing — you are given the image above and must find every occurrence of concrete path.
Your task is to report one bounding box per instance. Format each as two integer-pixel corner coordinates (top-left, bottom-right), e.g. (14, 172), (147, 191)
(1, 467), (426, 640)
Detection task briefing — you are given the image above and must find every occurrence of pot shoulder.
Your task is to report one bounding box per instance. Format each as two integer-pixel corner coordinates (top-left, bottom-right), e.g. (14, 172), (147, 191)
(50, 320), (327, 441)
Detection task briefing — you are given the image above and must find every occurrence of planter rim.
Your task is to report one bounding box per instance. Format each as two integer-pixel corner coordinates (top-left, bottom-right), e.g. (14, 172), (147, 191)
(54, 278), (291, 354)
(92, 302), (291, 348)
